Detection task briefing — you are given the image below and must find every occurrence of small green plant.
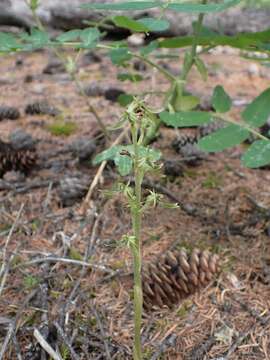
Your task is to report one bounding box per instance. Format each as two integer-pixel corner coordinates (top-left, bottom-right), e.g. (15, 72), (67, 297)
(47, 121), (77, 136)
(202, 171), (223, 188)
(93, 99), (170, 359)
(23, 274), (39, 289)
(2, 0), (270, 358)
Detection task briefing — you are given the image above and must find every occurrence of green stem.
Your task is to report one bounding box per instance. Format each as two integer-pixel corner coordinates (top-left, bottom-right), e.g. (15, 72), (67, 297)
(71, 74), (110, 139)
(214, 113), (270, 141)
(97, 44), (176, 82)
(30, 5), (109, 140)
(132, 53), (176, 82)
(131, 120), (143, 360)
(180, 0), (207, 82)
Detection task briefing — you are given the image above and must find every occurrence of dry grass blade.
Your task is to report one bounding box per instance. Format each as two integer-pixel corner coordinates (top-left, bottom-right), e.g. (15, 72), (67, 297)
(82, 125), (130, 210)
(0, 203), (24, 296)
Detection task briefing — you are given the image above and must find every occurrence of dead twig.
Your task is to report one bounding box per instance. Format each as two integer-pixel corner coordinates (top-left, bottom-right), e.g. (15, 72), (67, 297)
(59, 210), (97, 327)
(33, 328), (63, 360)
(82, 126), (130, 209)
(0, 203), (24, 296)
(13, 256), (118, 275)
(39, 262), (50, 360)
(12, 335), (23, 360)
(53, 321), (80, 360)
(91, 305), (112, 360)
(0, 289), (38, 360)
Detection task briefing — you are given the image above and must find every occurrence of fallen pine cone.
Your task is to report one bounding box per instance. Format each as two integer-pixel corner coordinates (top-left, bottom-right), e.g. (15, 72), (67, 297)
(0, 105), (20, 121)
(0, 139), (37, 177)
(172, 120), (225, 153)
(25, 100), (60, 117)
(142, 248), (220, 310)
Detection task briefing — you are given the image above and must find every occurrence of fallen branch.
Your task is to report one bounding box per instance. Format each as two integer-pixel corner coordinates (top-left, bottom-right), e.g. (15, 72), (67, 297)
(33, 328), (63, 360)
(13, 255), (118, 275)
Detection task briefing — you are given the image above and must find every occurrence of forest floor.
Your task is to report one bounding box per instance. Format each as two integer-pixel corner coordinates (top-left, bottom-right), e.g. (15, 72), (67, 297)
(0, 43), (270, 359)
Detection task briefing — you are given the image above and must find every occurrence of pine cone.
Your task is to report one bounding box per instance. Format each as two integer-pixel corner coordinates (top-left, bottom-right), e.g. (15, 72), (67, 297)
(178, 143), (206, 165)
(0, 105), (20, 121)
(172, 121), (225, 154)
(0, 139), (37, 177)
(198, 120), (225, 138)
(172, 129), (199, 153)
(142, 248), (220, 310)
(25, 101), (60, 117)
(58, 176), (90, 206)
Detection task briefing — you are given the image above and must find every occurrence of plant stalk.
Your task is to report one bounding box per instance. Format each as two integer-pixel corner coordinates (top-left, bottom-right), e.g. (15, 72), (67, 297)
(131, 119), (143, 360)
(180, 0), (207, 82)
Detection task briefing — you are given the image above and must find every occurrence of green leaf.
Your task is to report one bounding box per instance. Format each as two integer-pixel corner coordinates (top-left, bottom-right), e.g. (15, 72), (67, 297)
(115, 155), (133, 176)
(242, 87), (270, 127)
(138, 17), (170, 32)
(117, 72), (143, 82)
(242, 140), (270, 168)
(110, 47), (132, 65)
(112, 16), (149, 32)
(81, 1), (161, 11)
(93, 145), (161, 166)
(159, 29), (270, 51)
(195, 57), (208, 81)
(178, 95), (200, 111)
(93, 145), (122, 164)
(117, 94), (134, 106)
(79, 28), (100, 48)
(136, 146), (161, 161)
(21, 28), (50, 49)
(140, 40), (158, 55)
(160, 111), (212, 127)
(168, 0), (241, 13)
(212, 85), (232, 113)
(198, 124), (250, 152)
(0, 32), (22, 52)
(56, 29), (82, 42)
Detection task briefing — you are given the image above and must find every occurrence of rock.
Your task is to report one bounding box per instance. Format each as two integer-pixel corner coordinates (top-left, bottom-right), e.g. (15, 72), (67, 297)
(127, 33), (145, 47)
(9, 129), (36, 150)
(247, 63), (261, 76)
(2, 1), (270, 36)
